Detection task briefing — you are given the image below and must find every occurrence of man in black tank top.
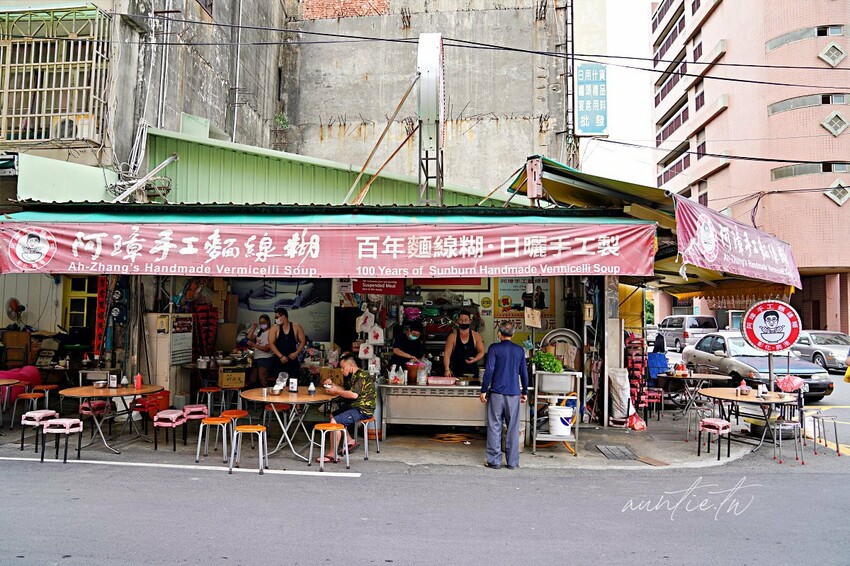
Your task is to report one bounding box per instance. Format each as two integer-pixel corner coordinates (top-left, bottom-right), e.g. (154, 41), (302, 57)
(268, 307), (307, 383)
(443, 311), (485, 377)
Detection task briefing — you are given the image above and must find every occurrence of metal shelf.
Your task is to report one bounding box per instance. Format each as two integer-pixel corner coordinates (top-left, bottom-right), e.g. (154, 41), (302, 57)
(532, 371), (581, 456)
(535, 433), (577, 442)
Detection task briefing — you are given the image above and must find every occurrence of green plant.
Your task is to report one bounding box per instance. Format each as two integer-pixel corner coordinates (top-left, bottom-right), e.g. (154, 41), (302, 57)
(532, 350), (563, 373)
(274, 111), (290, 130)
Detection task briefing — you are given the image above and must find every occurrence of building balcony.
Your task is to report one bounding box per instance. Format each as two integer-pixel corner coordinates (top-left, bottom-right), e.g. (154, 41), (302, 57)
(654, 60), (689, 110)
(685, 94), (729, 138)
(683, 0), (724, 44)
(654, 13), (687, 67)
(657, 152), (691, 187)
(684, 39), (727, 91)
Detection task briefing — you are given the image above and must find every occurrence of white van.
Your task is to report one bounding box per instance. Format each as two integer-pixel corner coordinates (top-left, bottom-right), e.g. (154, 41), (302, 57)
(659, 315), (719, 352)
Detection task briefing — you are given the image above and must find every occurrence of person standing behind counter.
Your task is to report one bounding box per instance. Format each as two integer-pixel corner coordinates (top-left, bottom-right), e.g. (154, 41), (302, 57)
(480, 321), (528, 470)
(389, 320), (426, 369)
(268, 307), (306, 383)
(443, 310), (485, 377)
(246, 314), (274, 387)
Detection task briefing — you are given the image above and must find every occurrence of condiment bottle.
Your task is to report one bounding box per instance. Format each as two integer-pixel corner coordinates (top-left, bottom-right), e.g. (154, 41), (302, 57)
(134, 373), (143, 389)
(121, 375), (129, 388)
(308, 382), (316, 396)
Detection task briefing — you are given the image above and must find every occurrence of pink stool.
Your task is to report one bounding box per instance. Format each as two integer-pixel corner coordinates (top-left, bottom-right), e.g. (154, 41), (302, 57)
(153, 409), (187, 451)
(20, 409), (58, 453)
(182, 404), (209, 445)
(697, 417), (732, 461)
(41, 418), (84, 463)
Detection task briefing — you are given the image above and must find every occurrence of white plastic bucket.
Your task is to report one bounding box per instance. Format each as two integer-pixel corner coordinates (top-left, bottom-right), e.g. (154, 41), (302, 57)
(548, 405), (574, 436)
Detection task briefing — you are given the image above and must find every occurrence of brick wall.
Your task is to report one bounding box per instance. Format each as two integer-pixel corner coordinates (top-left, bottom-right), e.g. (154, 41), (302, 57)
(301, 0), (390, 20)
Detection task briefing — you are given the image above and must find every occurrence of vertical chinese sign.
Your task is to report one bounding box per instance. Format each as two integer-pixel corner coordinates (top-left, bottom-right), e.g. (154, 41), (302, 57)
(575, 62), (608, 137)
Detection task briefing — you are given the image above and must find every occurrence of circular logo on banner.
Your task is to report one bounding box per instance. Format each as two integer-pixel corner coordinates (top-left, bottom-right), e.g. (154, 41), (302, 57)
(480, 297), (493, 309)
(8, 227), (57, 271)
(696, 213), (718, 262)
(741, 300), (801, 352)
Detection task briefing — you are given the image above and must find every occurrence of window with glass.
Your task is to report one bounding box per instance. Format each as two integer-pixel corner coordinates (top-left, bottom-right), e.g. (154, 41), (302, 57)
(63, 275), (100, 342)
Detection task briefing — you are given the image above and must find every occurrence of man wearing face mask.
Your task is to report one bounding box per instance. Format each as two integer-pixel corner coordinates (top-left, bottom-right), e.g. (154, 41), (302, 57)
(268, 307), (307, 384)
(389, 320), (426, 370)
(443, 310), (485, 377)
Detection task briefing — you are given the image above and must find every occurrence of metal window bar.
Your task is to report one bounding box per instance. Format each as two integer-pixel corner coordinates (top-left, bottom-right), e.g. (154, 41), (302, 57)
(0, 6), (109, 145)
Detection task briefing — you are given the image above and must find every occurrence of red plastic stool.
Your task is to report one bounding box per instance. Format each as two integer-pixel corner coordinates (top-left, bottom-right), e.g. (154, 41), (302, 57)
(197, 386), (222, 414)
(41, 418), (84, 463)
(132, 397), (159, 434)
(20, 409), (58, 453)
(79, 399), (112, 438)
(153, 409), (187, 451)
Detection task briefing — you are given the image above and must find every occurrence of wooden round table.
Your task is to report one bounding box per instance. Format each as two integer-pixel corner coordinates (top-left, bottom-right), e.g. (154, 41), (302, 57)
(61, 384), (164, 454)
(698, 387), (797, 451)
(0, 378), (20, 434)
(241, 386), (337, 460)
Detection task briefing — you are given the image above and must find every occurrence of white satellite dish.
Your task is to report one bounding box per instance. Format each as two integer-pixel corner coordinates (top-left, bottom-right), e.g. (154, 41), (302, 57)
(417, 33), (445, 152)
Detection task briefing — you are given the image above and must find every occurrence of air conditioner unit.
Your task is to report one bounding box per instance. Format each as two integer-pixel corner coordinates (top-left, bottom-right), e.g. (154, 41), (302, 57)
(51, 114), (100, 143)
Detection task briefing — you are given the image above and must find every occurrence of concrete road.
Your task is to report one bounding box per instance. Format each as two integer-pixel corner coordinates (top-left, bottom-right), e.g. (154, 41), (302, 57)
(1, 441), (847, 565)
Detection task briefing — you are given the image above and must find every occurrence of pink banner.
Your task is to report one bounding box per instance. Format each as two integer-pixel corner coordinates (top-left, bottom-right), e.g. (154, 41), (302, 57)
(673, 195), (801, 288)
(0, 222), (655, 278)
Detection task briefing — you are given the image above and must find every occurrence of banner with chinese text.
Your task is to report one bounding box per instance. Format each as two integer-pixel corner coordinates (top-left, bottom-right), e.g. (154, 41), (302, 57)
(673, 195), (801, 288)
(0, 222), (655, 278)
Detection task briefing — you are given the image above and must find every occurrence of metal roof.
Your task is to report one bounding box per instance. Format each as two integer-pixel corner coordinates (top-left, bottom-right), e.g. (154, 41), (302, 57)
(146, 127), (511, 207)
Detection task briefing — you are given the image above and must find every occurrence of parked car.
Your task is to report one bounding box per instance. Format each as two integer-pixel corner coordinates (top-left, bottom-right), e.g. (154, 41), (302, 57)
(791, 331), (850, 371)
(659, 315), (719, 352)
(682, 331), (834, 402)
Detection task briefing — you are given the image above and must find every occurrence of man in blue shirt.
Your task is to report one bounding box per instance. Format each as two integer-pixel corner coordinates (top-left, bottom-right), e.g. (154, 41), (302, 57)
(480, 321), (528, 469)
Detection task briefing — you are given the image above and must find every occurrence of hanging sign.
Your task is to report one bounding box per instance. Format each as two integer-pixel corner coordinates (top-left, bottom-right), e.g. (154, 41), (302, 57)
(741, 300), (801, 352)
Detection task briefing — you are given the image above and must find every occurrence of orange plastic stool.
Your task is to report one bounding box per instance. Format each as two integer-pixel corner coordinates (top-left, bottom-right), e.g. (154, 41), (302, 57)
(9, 393), (45, 430)
(196, 416), (231, 463)
(308, 422), (350, 472)
(354, 416), (380, 460)
(229, 424), (268, 475)
(32, 385), (59, 410)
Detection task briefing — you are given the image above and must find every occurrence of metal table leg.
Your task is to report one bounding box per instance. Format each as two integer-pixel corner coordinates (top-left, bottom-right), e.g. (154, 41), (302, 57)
(79, 396), (121, 454)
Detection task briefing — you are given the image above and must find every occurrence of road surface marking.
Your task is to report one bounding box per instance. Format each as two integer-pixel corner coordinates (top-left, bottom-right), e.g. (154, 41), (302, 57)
(0, 456), (360, 477)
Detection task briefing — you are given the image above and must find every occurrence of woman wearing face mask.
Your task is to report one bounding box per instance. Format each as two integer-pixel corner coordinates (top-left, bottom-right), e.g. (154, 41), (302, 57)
(246, 314), (274, 386)
(389, 320), (426, 370)
(443, 310), (485, 377)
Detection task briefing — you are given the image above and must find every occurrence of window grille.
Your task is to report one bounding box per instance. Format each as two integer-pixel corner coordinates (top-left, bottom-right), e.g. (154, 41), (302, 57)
(0, 6), (110, 145)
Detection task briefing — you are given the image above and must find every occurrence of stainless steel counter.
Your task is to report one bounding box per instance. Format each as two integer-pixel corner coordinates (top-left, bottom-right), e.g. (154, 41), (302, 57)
(378, 384), (529, 439)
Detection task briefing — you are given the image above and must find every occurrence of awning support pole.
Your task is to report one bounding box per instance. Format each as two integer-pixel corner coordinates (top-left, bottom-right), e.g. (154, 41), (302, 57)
(110, 153), (179, 203)
(352, 124), (420, 205)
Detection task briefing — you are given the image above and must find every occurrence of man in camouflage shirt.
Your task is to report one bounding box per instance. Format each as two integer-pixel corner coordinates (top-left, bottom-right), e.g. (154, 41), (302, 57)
(318, 352), (376, 463)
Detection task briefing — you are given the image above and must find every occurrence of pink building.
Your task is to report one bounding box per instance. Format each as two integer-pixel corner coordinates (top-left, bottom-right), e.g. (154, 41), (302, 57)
(651, 0), (850, 331)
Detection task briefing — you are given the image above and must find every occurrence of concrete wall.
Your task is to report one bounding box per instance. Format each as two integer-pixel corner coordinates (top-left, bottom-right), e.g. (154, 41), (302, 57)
(279, 0), (568, 195)
(0, 274), (62, 333)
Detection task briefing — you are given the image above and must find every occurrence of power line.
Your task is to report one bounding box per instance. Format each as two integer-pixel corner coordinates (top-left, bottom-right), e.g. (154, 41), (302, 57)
(596, 137), (849, 165)
(105, 13), (850, 91)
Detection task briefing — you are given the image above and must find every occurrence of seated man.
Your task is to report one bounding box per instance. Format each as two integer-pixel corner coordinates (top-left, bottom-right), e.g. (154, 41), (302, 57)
(318, 352), (376, 463)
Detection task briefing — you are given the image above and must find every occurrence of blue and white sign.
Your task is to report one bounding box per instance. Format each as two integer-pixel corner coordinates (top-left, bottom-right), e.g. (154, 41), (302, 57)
(575, 63), (608, 136)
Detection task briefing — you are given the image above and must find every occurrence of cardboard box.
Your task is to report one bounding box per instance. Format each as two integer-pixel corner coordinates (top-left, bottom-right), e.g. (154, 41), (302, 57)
(319, 366), (344, 388)
(218, 367), (246, 388)
(225, 294), (239, 323)
(215, 323), (238, 352)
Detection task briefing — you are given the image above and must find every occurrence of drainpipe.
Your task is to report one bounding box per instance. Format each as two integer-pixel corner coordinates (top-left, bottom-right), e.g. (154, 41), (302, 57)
(231, 0), (243, 142)
(155, 3), (177, 128)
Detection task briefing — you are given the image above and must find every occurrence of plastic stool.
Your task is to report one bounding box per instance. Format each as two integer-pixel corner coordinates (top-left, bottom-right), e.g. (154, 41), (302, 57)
(697, 418), (732, 461)
(229, 424), (268, 475)
(132, 397), (159, 434)
(261, 403), (292, 432)
(197, 386), (222, 414)
(221, 387), (243, 411)
(153, 409), (187, 451)
(79, 400), (112, 438)
(773, 418), (804, 464)
(196, 416), (230, 464)
(20, 409), (58, 453)
(9, 393), (45, 430)
(811, 412), (841, 456)
(308, 422), (350, 472)
(182, 404), (209, 445)
(221, 409), (252, 447)
(41, 418), (83, 463)
(354, 416), (380, 460)
(32, 385), (59, 410)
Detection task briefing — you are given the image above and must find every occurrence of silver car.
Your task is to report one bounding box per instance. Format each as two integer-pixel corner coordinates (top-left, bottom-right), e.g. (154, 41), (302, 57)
(792, 331), (850, 371)
(682, 331), (834, 402)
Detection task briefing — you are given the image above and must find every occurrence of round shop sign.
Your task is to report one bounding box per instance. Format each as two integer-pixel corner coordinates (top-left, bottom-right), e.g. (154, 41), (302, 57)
(695, 213), (719, 263)
(8, 226), (57, 271)
(741, 300), (801, 352)
(480, 296), (493, 309)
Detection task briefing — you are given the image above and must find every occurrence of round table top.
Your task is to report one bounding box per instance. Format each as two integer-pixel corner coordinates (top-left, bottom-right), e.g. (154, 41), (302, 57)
(61, 384), (164, 398)
(241, 386), (337, 405)
(0, 378), (21, 387)
(665, 373), (732, 381)
(698, 387), (796, 405)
